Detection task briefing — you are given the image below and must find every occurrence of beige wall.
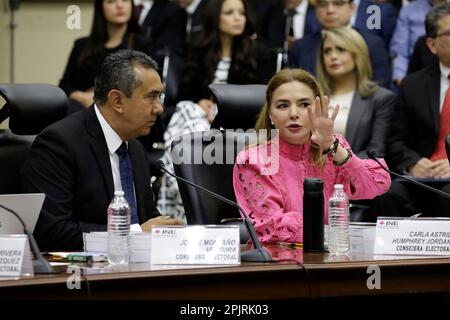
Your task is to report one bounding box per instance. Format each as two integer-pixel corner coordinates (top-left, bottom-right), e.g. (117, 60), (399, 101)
(0, 1), (93, 85)
(0, 1), (93, 129)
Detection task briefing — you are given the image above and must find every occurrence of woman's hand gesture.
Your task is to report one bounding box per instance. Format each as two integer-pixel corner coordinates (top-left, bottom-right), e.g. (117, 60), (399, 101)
(307, 96), (339, 150)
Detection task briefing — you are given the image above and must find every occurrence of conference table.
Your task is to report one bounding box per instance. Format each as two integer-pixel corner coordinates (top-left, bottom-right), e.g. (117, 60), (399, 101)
(1, 244), (450, 301)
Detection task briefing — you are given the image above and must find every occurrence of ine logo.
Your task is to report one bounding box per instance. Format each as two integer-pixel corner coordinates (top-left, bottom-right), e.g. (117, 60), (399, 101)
(366, 265), (381, 290)
(366, 5), (381, 30)
(66, 265), (81, 290)
(66, 5), (81, 30)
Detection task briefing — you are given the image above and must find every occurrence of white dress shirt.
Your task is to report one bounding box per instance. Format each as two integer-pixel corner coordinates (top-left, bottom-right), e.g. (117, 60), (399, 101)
(439, 62), (450, 112)
(137, 0), (154, 26)
(292, 0), (309, 39)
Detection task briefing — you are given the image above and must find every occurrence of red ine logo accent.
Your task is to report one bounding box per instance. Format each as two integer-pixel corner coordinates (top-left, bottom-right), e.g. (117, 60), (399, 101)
(155, 229), (161, 234)
(379, 220), (385, 225)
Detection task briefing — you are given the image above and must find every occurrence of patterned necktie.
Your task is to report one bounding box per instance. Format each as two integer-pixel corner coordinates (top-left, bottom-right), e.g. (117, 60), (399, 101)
(431, 74), (450, 161)
(116, 142), (138, 224)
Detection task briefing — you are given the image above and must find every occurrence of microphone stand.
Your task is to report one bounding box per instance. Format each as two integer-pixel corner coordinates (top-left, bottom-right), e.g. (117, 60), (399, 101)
(0, 204), (54, 274)
(158, 162), (273, 262)
(367, 151), (450, 199)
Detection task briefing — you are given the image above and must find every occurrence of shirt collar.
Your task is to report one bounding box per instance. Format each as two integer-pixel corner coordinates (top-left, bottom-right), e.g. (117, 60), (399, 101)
(297, 0), (308, 14)
(272, 136), (310, 161)
(186, 0), (202, 15)
(94, 104), (125, 154)
(439, 62), (450, 80)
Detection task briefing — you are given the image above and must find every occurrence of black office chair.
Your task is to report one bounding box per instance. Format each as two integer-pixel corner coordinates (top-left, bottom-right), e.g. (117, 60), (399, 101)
(0, 84), (67, 194)
(209, 84), (266, 130)
(171, 129), (260, 243)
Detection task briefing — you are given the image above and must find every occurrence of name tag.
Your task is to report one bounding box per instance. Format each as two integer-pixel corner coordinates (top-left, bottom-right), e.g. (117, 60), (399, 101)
(0, 235), (33, 277)
(373, 217), (450, 255)
(150, 225), (240, 265)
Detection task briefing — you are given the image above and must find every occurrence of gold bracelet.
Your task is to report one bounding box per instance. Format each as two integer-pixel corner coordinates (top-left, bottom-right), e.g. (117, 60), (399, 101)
(322, 137), (339, 156)
(333, 148), (353, 166)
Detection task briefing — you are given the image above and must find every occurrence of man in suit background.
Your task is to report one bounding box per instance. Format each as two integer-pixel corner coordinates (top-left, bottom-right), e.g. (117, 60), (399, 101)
(22, 50), (181, 250)
(135, 0), (186, 60)
(288, 0), (391, 88)
(383, 3), (450, 217)
(258, 0), (322, 50)
(175, 0), (207, 45)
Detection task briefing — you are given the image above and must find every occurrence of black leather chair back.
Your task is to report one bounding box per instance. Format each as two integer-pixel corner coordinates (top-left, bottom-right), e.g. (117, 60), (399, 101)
(0, 84), (67, 194)
(171, 129), (258, 242)
(209, 84), (267, 130)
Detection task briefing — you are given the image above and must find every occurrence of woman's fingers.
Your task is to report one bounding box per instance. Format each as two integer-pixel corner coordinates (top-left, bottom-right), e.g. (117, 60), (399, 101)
(314, 96), (322, 118)
(330, 104), (340, 121)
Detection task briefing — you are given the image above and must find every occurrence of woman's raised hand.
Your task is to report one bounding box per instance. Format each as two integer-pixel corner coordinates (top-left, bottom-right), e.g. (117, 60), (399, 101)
(307, 96), (339, 150)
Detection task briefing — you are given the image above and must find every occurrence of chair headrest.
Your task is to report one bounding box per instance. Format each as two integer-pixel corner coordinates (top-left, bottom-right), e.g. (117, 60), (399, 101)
(0, 84), (67, 135)
(209, 84), (267, 130)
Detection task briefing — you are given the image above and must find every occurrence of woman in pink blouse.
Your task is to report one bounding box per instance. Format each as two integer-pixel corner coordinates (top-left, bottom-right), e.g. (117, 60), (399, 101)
(233, 68), (391, 244)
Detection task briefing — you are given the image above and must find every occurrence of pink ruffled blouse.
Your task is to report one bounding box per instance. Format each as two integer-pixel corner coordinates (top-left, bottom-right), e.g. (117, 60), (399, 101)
(233, 135), (391, 244)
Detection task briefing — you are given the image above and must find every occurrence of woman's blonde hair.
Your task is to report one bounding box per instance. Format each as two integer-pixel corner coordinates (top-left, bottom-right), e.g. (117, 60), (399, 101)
(255, 68), (326, 167)
(317, 26), (377, 97)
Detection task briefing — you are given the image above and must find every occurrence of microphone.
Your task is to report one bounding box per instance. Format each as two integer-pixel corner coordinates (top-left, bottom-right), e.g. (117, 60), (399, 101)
(367, 151), (450, 199)
(156, 161), (273, 262)
(0, 204), (55, 274)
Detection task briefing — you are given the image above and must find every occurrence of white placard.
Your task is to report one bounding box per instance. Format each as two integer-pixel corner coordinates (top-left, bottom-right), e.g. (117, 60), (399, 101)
(150, 225), (240, 265)
(0, 235), (33, 276)
(374, 217), (450, 255)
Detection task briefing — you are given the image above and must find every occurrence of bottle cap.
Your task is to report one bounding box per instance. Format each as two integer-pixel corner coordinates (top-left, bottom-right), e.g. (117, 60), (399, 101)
(334, 184), (344, 189)
(114, 190), (125, 196)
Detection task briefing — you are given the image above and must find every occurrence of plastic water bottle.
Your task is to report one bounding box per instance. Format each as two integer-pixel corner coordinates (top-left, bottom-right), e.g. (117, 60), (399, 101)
(108, 191), (130, 265)
(327, 184), (349, 255)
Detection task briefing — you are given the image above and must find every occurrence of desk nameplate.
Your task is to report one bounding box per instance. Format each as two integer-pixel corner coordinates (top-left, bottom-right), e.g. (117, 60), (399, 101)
(151, 225), (240, 265)
(0, 235), (33, 277)
(374, 217), (450, 255)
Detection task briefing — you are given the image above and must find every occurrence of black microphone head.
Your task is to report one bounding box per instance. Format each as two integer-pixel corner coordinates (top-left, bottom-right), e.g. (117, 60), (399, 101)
(150, 159), (166, 178)
(154, 160), (165, 169)
(367, 150), (378, 160)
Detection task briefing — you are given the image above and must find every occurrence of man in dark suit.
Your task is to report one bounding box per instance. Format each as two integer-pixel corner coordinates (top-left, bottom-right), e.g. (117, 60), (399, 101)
(383, 3), (450, 217)
(289, 0), (391, 88)
(137, 0), (186, 60)
(175, 0), (207, 45)
(258, 0), (322, 50)
(22, 50), (181, 250)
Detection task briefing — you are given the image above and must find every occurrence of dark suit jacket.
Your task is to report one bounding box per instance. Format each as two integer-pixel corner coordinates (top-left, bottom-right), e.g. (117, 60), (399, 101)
(408, 35), (438, 75)
(184, 0), (207, 44)
(258, 2), (321, 49)
(354, 0), (398, 49)
(289, 28), (391, 88)
(346, 87), (396, 158)
(141, 0), (186, 59)
(21, 107), (160, 250)
(387, 63), (441, 172)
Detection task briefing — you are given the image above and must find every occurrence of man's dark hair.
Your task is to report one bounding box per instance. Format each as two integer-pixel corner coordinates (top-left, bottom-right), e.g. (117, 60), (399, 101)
(94, 49), (158, 105)
(426, 3), (450, 38)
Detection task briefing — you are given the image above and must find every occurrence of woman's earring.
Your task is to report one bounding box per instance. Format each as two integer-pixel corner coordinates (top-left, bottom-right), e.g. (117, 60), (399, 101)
(270, 120), (274, 125)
